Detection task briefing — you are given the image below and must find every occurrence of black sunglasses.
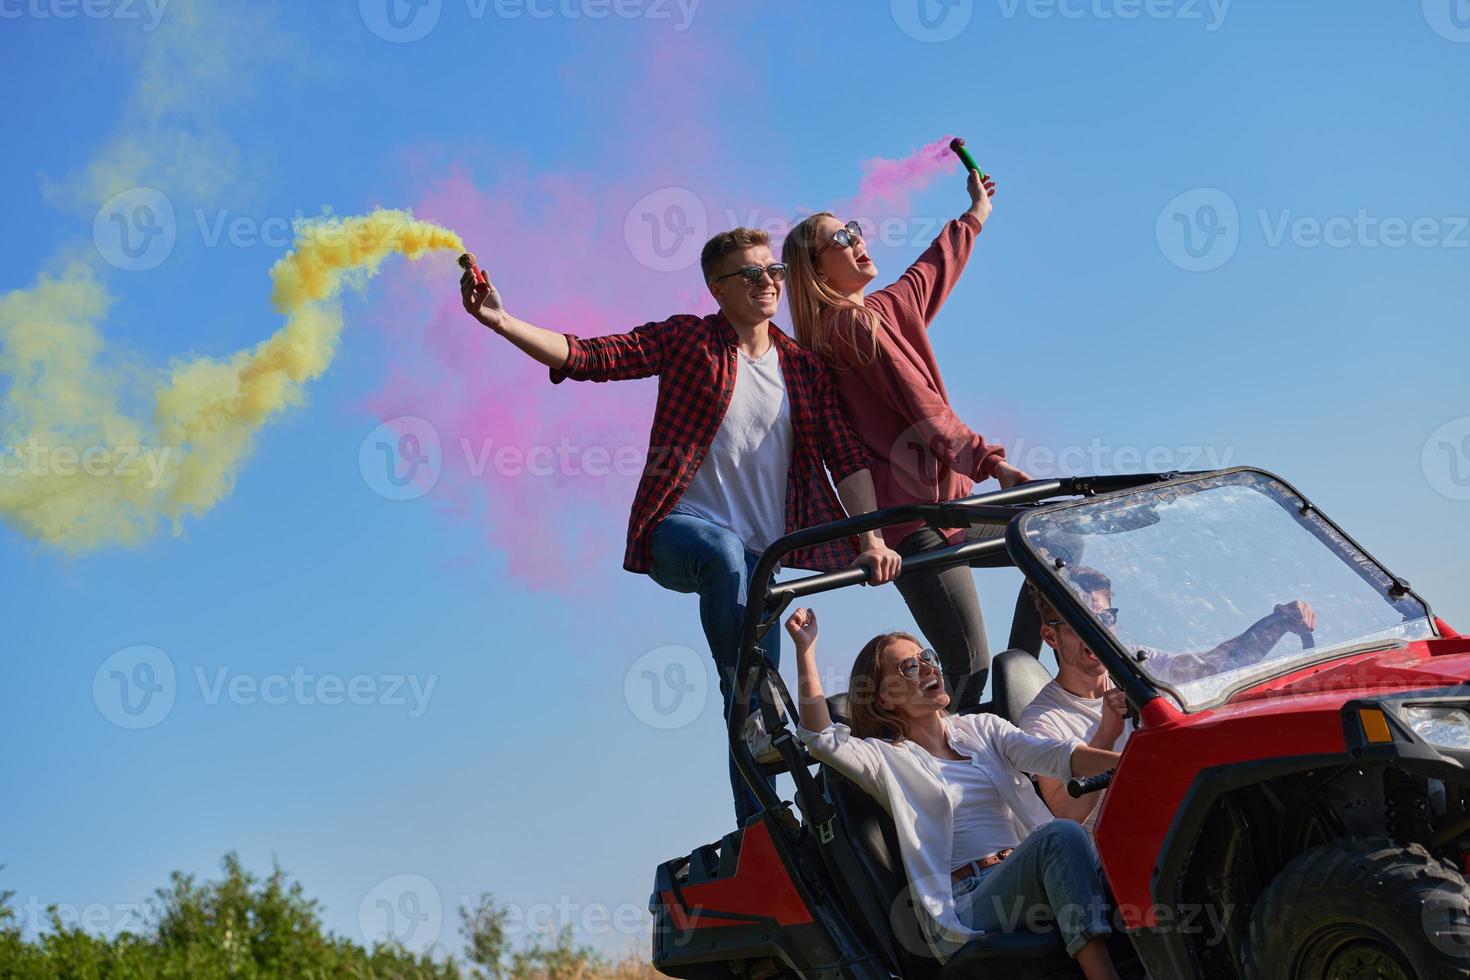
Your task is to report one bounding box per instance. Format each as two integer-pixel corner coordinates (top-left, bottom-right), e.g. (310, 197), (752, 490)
(1045, 608), (1120, 630)
(713, 263), (787, 286)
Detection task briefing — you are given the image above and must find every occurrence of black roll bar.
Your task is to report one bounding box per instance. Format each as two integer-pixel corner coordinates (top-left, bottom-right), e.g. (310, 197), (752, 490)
(726, 473), (1194, 819)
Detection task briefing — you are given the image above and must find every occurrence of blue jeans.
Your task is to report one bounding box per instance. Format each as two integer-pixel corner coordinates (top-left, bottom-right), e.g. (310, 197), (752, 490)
(948, 821), (1112, 958)
(648, 513), (781, 826)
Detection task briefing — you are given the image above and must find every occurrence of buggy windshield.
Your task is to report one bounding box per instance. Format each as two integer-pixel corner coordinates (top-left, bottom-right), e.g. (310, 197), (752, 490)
(1017, 470), (1435, 711)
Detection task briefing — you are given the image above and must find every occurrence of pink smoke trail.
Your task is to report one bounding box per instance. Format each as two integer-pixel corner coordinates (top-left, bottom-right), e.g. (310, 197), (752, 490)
(840, 136), (960, 219)
(360, 135), (970, 591)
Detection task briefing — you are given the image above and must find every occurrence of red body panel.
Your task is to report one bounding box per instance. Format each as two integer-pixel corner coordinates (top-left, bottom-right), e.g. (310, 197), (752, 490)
(1097, 638), (1470, 929)
(661, 821), (814, 930)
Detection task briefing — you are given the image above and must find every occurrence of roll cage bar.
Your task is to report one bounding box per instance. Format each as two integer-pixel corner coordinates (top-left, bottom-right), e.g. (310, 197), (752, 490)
(728, 471), (1197, 824)
(729, 466), (1439, 826)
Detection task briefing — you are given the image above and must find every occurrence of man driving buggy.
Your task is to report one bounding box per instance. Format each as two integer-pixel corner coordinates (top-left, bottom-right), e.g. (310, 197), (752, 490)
(1018, 564), (1318, 824)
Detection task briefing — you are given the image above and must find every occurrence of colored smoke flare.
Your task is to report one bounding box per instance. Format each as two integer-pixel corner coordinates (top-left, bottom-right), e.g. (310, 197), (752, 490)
(0, 209), (465, 553)
(948, 137), (989, 181)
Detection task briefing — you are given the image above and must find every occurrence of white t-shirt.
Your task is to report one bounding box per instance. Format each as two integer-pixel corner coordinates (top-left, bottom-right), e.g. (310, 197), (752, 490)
(1017, 679), (1132, 832)
(937, 757), (1023, 865)
(672, 344), (793, 554)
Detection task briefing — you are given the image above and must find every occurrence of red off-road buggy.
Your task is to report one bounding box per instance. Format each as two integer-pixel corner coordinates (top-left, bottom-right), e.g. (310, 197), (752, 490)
(648, 468), (1470, 978)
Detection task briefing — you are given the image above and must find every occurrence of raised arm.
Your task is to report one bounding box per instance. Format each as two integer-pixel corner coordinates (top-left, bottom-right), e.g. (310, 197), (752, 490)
(1147, 600), (1318, 685)
(992, 714), (1117, 784)
(461, 267), (570, 369)
(787, 607), (833, 734)
(880, 168), (994, 327)
(460, 265), (668, 381)
(787, 608), (885, 797)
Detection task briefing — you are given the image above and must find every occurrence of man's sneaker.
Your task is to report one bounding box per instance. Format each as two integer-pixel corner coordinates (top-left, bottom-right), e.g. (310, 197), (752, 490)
(743, 713), (784, 765)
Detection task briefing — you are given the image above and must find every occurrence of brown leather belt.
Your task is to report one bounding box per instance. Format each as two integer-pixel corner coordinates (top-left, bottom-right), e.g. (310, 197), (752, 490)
(951, 848), (1014, 884)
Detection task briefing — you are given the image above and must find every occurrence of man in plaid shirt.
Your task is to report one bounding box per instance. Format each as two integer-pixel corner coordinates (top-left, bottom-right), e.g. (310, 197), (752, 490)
(461, 226), (902, 824)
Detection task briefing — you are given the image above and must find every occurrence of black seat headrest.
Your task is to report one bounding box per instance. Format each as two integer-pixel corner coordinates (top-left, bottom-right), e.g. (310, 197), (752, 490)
(989, 648), (1054, 724)
(827, 692), (851, 726)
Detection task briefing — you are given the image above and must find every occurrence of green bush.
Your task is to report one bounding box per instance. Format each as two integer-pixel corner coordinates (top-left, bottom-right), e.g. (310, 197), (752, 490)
(0, 857), (656, 980)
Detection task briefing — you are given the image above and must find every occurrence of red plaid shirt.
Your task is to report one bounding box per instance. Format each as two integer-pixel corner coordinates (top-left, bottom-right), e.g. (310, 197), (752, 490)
(551, 313), (870, 574)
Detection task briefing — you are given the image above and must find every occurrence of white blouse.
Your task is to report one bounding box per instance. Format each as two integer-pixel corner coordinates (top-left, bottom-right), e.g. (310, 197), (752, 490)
(937, 757), (1021, 864)
(797, 712), (1082, 955)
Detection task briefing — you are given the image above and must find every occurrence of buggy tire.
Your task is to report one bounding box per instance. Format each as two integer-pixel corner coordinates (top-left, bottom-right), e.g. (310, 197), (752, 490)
(1242, 836), (1470, 979)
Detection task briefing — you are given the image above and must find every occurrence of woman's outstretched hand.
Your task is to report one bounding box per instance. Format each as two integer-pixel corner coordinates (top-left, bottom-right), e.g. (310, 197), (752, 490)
(966, 168), (997, 224)
(993, 459), (1033, 490)
(788, 607), (833, 733)
(785, 607), (819, 649)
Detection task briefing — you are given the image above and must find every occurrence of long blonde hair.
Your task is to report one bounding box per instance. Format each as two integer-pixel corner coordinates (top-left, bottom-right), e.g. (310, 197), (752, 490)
(782, 212), (882, 367)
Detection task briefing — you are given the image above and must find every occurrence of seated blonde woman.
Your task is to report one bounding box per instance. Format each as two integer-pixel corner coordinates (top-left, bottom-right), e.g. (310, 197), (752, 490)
(786, 607), (1122, 980)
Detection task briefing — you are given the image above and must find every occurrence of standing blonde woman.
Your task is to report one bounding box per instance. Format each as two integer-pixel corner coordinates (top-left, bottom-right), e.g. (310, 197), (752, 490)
(782, 162), (1033, 711)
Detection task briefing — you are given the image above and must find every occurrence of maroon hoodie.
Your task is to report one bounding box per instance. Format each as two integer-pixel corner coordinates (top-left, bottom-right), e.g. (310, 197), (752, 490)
(822, 212), (1006, 549)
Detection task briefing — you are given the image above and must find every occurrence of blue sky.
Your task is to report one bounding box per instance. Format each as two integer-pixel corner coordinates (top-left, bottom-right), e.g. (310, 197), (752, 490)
(3, 0), (1468, 960)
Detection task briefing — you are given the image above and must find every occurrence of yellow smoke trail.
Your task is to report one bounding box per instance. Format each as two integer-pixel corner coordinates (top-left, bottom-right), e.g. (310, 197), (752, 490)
(0, 209), (464, 553)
